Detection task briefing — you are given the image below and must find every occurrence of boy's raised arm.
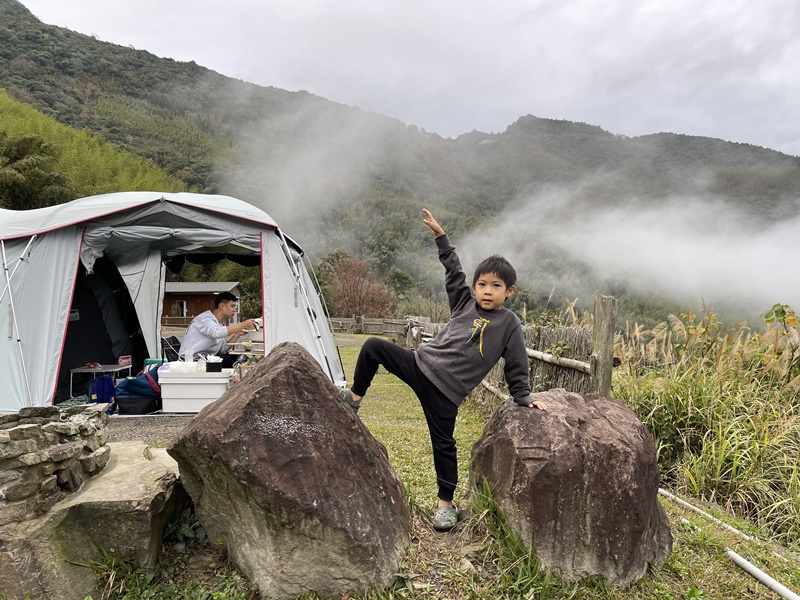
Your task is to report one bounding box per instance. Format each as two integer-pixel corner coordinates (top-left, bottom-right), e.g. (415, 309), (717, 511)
(422, 208), (445, 236)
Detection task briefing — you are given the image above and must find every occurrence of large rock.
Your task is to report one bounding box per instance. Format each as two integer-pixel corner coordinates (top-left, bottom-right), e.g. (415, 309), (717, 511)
(168, 342), (411, 600)
(468, 388), (672, 586)
(0, 441), (184, 600)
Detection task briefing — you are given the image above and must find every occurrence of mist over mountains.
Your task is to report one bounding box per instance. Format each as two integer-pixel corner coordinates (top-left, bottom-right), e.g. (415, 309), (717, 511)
(2, 0), (799, 325)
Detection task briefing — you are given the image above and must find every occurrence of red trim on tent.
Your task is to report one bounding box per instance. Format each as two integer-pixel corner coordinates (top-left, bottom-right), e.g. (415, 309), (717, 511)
(50, 228), (85, 404)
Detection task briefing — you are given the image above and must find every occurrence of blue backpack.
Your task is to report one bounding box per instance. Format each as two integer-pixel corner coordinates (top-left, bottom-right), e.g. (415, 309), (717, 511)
(89, 375), (115, 404)
(112, 368), (162, 415)
(115, 368), (161, 398)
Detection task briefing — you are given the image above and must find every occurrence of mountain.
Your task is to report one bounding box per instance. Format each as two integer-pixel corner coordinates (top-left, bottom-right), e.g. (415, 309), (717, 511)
(2, 0), (799, 324)
(0, 89), (186, 204)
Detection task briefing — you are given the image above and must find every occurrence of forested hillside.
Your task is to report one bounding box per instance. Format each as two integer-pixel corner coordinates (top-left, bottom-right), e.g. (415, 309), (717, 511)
(2, 0), (799, 325)
(0, 90), (185, 206)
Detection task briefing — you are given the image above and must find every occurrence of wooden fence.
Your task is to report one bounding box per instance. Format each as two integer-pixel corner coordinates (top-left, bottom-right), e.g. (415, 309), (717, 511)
(329, 316), (412, 337)
(329, 317), (358, 333)
(480, 295), (617, 399)
(362, 318), (407, 336)
(161, 316), (193, 328)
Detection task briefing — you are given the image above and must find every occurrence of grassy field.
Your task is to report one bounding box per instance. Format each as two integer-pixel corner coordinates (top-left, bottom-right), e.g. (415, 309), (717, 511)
(82, 332), (800, 600)
(333, 334), (800, 600)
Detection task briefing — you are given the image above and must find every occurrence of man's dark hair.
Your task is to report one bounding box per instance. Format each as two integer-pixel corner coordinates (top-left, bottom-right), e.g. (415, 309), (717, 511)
(472, 255), (517, 288)
(214, 291), (239, 308)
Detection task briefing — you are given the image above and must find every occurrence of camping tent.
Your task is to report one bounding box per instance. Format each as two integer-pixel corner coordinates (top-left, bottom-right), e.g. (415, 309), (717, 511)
(0, 192), (345, 412)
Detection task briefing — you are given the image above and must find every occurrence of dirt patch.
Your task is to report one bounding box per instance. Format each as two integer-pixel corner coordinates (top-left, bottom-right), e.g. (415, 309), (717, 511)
(106, 414), (194, 448)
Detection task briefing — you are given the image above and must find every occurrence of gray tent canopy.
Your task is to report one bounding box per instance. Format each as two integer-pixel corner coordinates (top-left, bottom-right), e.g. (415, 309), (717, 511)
(0, 192), (345, 412)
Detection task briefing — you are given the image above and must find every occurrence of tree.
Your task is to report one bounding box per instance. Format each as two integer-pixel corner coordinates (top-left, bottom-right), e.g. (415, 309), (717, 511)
(384, 268), (415, 298)
(0, 131), (72, 210)
(316, 251), (397, 318)
(398, 289), (450, 323)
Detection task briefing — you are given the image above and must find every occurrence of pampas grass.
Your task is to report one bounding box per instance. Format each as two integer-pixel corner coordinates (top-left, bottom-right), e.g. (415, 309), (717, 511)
(616, 306), (800, 550)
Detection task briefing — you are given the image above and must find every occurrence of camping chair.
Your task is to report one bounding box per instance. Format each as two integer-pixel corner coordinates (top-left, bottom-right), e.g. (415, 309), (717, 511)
(161, 336), (181, 362)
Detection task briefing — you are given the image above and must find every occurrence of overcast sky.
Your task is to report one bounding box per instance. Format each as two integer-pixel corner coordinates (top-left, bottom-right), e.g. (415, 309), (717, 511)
(21, 0), (800, 156)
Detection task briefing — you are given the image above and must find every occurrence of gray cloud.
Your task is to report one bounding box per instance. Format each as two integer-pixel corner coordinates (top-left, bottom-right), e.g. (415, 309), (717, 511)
(457, 183), (800, 320)
(22, 0), (800, 154)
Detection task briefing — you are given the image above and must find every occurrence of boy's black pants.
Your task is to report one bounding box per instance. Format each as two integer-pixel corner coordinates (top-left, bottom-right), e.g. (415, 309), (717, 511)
(352, 337), (459, 502)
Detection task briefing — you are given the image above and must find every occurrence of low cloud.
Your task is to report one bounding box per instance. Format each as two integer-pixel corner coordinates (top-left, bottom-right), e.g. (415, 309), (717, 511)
(459, 183), (800, 321)
(214, 84), (403, 239)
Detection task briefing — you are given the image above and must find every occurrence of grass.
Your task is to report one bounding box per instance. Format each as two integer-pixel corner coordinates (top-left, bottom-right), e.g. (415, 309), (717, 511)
(89, 546), (256, 600)
(615, 309), (800, 551)
(88, 332), (800, 599)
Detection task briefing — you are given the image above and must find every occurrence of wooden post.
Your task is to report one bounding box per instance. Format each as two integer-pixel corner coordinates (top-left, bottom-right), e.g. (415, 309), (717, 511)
(406, 318), (423, 349)
(589, 295), (617, 396)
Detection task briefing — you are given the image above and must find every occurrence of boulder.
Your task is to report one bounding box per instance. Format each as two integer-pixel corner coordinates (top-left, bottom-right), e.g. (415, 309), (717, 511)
(169, 341), (411, 600)
(0, 441), (185, 600)
(468, 388), (672, 586)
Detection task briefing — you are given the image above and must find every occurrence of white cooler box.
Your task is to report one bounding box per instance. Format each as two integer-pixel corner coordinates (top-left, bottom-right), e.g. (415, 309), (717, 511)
(159, 368), (233, 413)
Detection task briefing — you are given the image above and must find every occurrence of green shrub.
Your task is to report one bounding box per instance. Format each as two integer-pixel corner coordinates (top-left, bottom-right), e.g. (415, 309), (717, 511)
(616, 307), (800, 549)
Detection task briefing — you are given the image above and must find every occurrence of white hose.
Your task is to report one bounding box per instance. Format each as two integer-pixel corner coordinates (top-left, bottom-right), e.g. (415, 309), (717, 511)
(659, 488), (799, 599)
(658, 488), (757, 542)
(725, 549), (800, 600)
(659, 488), (790, 562)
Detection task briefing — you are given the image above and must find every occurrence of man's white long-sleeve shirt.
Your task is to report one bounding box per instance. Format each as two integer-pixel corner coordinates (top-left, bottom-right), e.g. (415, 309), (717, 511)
(178, 310), (228, 359)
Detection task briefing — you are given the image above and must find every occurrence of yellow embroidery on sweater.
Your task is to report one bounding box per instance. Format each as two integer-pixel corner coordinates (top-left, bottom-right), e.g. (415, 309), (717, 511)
(467, 317), (490, 358)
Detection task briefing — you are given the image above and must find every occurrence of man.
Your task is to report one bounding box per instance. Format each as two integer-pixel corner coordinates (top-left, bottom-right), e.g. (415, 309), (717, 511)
(179, 292), (256, 368)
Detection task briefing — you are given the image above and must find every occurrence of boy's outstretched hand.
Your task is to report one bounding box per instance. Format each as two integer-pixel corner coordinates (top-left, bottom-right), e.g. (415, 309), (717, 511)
(529, 398), (547, 410)
(422, 208), (445, 236)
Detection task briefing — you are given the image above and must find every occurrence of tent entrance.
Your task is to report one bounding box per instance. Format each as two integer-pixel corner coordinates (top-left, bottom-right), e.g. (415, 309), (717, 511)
(54, 257), (149, 403)
(162, 252), (262, 330)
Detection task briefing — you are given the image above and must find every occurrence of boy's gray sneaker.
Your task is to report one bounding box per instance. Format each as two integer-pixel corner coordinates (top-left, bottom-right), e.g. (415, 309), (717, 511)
(432, 504), (458, 531)
(339, 388), (360, 413)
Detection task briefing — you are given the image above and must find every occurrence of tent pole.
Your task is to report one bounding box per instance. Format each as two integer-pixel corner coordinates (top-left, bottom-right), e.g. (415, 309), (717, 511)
(303, 252), (343, 377)
(275, 230), (335, 382)
(305, 253), (335, 330)
(0, 234), (36, 305)
(1, 240), (34, 406)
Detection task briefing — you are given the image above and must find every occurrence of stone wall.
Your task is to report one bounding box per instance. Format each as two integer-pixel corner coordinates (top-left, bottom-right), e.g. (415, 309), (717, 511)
(0, 404), (111, 526)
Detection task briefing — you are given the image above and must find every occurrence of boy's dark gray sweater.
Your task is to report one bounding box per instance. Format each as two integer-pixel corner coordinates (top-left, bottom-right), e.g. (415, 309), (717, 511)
(415, 234), (532, 407)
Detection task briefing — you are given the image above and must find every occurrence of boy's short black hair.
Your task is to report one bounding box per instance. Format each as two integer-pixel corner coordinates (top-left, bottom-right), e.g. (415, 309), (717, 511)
(214, 291), (239, 308)
(472, 255), (517, 288)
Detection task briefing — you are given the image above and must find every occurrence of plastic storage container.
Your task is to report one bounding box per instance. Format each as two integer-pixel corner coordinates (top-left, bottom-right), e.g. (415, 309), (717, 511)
(159, 368), (233, 413)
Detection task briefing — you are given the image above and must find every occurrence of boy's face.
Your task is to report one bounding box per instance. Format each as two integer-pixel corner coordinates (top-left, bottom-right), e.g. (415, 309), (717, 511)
(472, 272), (515, 311)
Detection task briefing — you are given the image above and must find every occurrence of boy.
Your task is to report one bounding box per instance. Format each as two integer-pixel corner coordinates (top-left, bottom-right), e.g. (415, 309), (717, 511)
(340, 208), (546, 531)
